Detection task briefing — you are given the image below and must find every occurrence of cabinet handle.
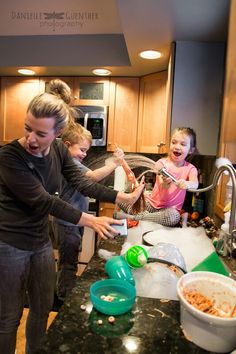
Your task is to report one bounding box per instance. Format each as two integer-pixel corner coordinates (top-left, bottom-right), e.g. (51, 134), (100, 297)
(100, 208), (104, 211)
(157, 142), (166, 148)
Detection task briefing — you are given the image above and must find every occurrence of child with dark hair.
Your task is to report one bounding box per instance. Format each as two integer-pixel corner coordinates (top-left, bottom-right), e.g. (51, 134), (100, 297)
(118, 127), (199, 226)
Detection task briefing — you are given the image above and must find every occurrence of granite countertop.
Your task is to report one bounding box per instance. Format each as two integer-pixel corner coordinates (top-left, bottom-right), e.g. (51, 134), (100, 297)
(36, 237), (222, 354)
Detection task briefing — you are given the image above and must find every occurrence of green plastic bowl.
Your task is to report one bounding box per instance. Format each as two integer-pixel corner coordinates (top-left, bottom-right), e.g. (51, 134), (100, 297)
(90, 279), (136, 315)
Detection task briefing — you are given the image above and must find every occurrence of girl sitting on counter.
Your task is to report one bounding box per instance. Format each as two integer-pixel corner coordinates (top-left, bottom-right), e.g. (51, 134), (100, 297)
(117, 127), (199, 226)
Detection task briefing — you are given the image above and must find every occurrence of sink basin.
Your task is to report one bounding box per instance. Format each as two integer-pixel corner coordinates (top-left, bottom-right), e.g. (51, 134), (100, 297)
(220, 256), (236, 280)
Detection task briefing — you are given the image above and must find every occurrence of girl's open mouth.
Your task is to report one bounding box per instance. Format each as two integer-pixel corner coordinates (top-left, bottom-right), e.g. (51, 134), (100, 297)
(173, 151), (181, 157)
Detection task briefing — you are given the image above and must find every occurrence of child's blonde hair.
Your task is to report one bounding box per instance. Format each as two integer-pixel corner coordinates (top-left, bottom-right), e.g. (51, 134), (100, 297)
(61, 123), (93, 146)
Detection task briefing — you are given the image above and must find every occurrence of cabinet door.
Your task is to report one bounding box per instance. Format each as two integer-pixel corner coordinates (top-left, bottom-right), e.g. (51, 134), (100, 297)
(107, 77), (139, 152)
(215, 173), (229, 221)
(215, 1), (236, 220)
(0, 77), (40, 144)
(220, 0), (236, 144)
(99, 202), (115, 218)
(137, 71), (169, 154)
(73, 77), (110, 106)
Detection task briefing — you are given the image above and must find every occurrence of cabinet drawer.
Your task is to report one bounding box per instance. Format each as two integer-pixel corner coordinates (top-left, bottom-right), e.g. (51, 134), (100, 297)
(99, 202), (115, 218)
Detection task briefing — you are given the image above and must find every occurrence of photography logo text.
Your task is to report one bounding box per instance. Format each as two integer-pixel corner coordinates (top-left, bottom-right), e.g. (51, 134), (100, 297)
(10, 11), (99, 31)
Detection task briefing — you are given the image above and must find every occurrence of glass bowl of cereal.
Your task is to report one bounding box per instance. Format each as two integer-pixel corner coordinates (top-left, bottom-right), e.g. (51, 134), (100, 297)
(90, 279), (136, 315)
(177, 271), (236, 353)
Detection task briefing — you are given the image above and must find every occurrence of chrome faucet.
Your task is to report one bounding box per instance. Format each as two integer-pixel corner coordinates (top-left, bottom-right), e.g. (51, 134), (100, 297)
(189, 164), (236, 256)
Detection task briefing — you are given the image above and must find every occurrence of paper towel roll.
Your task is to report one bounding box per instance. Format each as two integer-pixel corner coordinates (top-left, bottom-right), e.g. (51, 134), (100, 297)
(114, 166), (127, 192)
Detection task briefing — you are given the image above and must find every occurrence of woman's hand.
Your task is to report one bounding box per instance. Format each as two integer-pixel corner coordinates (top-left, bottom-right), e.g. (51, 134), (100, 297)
(115, 176), (145, 205)
(78, 213), (124, 240)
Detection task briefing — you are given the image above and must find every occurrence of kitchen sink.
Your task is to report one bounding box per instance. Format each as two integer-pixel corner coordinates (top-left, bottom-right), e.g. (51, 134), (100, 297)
(221, 256), (236, 280)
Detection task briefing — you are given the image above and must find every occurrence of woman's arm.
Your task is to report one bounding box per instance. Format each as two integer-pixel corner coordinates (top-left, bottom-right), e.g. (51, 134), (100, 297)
(115, 179), (145, 204)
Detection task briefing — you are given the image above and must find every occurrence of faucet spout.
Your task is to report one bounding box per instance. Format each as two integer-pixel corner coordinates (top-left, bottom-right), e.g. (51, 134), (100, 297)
(189, 164), (236, 255)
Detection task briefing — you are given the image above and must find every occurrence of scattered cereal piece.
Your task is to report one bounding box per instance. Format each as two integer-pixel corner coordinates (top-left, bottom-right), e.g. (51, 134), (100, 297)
(108, 316), (115, 324)
(147, 314), (155, 318)
(97, 319), (103, 325)
(80, 304), (86, 311)
(154, 308), (168, 318)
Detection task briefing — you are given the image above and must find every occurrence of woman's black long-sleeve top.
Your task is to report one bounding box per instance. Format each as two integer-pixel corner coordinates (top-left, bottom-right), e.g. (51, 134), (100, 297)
(0, 139), (118, 250)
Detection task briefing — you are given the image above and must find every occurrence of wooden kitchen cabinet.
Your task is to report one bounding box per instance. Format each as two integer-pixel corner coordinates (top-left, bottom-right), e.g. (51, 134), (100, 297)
(0, 77), (40, 144)
(99, 202), (115, 218)
(98, 202), (116, 246)
(73, 77), (110, 106)
(215, 174), (229, 221)
(217, 0), (236, 163)
(219, 0), (236, 148)
(137, 71), (169, 154)
(215, 1), (236, 220)
(107, 77), (139, 152)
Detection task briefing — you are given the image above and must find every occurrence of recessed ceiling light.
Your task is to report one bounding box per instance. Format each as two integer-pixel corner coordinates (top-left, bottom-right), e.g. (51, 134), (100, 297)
(139, 50), (162, 60)
(92, 68), (112, 76)
(18, 69), (36, 75)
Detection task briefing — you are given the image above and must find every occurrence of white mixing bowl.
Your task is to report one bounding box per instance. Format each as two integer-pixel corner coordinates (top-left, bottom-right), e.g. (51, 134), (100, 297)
(177, 271), (236, 353)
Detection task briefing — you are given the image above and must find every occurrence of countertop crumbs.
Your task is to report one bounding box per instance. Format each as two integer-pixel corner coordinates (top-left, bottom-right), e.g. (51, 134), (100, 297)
(147, 314), (155, 318)
(154, 308), (169, 318)
(108, 316), (115, 324)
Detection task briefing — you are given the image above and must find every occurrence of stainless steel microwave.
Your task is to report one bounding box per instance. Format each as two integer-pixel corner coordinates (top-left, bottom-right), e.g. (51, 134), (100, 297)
(73, 105), (108, 146)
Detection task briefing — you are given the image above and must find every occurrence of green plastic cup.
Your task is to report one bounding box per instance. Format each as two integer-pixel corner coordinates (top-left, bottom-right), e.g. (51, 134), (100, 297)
(105, 256), (135, 285)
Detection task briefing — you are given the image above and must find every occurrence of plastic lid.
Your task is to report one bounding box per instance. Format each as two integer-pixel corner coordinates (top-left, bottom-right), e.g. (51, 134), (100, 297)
(125, 245), (148, 268)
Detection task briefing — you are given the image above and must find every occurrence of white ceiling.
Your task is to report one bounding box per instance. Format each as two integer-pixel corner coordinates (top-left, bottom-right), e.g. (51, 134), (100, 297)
(0, 0), (230, 77)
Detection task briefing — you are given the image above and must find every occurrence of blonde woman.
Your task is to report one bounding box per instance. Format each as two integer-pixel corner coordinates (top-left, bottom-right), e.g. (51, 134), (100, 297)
(0, 91), (144, 354)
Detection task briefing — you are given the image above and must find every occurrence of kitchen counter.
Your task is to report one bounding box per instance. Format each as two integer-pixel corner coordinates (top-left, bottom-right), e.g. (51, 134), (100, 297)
(36, 236), (224, 354)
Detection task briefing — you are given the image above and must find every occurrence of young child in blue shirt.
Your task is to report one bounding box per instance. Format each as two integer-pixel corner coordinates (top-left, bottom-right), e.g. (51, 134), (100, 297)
(52, 123), (124, 300)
